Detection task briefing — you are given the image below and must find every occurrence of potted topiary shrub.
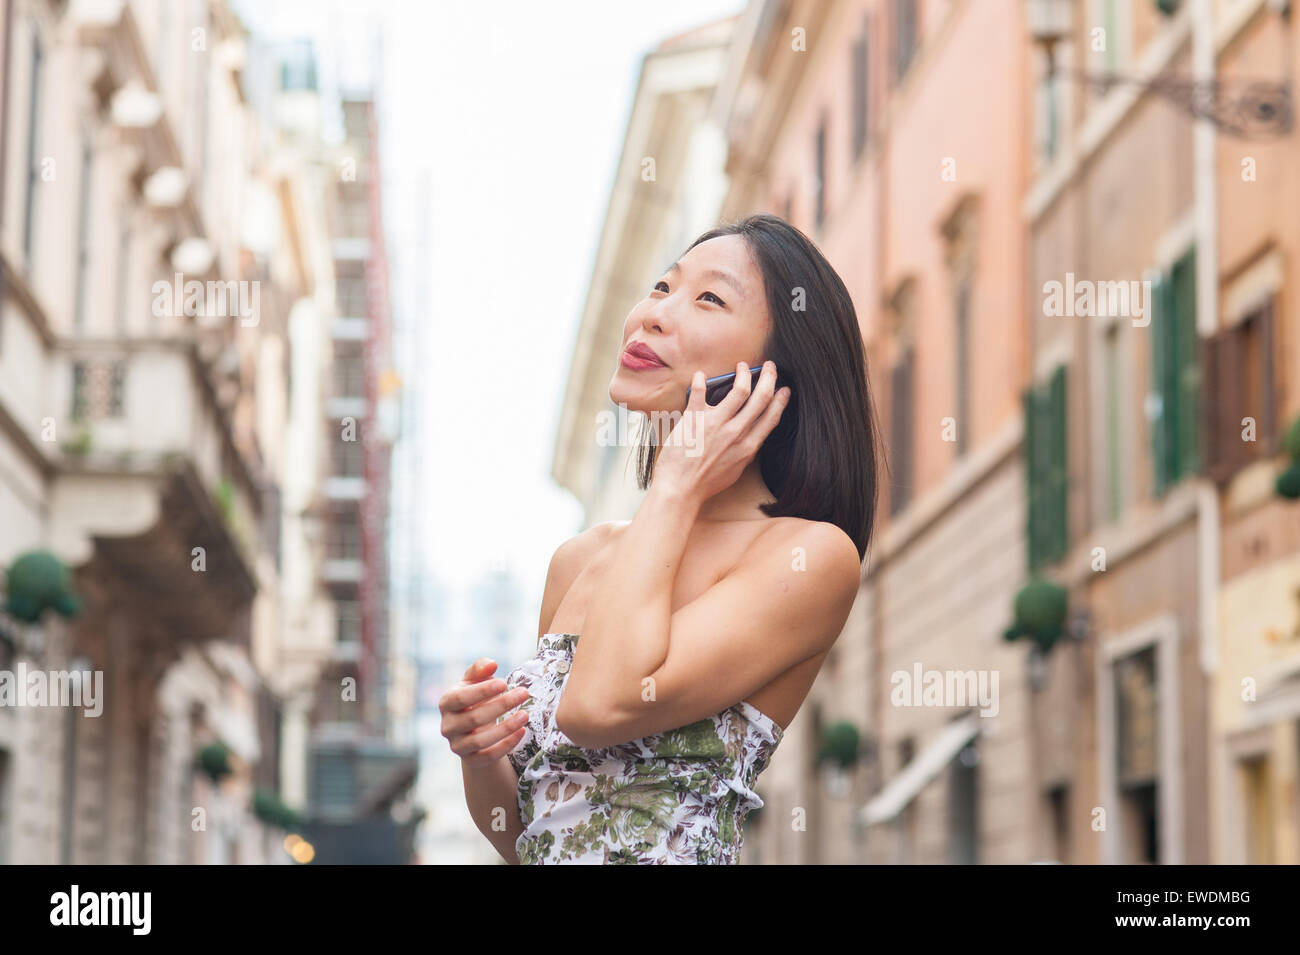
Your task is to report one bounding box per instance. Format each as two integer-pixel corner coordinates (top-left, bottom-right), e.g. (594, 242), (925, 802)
(196, 741), (233, 784)
(3, 550), (82, 623)
(1003, 577), (1069, 654)
(817, 721), (861, 770)
(253, 788), (303, 830)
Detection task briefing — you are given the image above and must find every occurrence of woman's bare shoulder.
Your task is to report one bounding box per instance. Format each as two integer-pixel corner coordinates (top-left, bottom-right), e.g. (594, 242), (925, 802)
(546, 523), (614, 578)
(752, 517), (862, 580)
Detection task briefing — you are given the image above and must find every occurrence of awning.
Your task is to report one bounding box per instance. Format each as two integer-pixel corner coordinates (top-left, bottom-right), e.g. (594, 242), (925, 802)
(859, 713), (982, 827)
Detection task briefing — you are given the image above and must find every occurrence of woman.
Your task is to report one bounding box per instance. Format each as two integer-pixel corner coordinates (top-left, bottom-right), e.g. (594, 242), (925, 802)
(444, 213), (882, 864)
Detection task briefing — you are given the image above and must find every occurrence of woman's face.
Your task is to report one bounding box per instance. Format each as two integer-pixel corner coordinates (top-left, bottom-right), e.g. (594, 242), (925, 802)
(609, 234), (772, 415)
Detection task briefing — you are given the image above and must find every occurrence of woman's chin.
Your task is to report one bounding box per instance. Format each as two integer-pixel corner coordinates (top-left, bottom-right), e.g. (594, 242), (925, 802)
(608, 387), (671, 415)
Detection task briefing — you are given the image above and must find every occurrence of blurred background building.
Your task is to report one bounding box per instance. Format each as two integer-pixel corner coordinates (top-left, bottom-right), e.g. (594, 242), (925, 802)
(0, 0), (415, 863)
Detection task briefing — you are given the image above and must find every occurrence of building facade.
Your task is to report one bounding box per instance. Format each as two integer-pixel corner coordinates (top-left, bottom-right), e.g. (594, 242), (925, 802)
(0, 0), (350, 864)
(551, 0), (1300, 866)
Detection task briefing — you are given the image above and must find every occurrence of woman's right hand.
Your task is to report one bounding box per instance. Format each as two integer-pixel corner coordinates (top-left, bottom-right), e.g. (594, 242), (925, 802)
(440, 658), (532, 768)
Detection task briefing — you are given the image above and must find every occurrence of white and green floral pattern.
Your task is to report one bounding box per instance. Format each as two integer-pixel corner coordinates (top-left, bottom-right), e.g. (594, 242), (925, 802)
(501, 632), (783, 865)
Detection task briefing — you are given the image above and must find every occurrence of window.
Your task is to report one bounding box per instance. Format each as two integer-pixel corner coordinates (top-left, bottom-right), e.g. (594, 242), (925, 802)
(852, 19), (870, 159)
(115, 216), (131, 335)
(948, 738), (978, 864)
(193, 8), (210, 215)
(1201, 295), (1277, 483)
(890, 344), (915, 516)
(261, 481), (282, 572)
(1047, 784), (1070, 863)
(893, 737), (916, 864)
(1115, 646), (1159, 864)
(954, 281), (970, 456)
(71, 360), (126, 421)
(23, 25), (43, 265)
(280, 38), (318, 92)
(942, 198), (977, 458)
(156, 0), (170, 87)
(331, 436), (363, 478)
(336, 600), (361, 645)
(1025, 365), (1068, 569)
(1035, 72), (1060, 163)
(814, 116), (827, 231)
(1104, 324), (1123, 521)
(1102, 0), (1120, 73)
(73, 131), (94, 333)
(336, 273), (367, 317)
(1241, 755), (1275, 864)
(1149, 246), (1199, 494)
(338, 199), (368, 236)
(333, 346), (365, 398)
(894, 0), (917, 83)
(1091, 0), (1130, 79)
(327, 506), (361, 559)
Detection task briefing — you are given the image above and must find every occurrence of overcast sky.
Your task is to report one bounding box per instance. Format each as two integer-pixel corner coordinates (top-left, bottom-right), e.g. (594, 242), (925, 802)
(235, 0), (745, 625)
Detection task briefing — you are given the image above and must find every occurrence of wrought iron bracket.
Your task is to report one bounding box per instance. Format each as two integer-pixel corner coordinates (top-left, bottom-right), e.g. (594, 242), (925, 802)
(1067, 69), (1294, 138)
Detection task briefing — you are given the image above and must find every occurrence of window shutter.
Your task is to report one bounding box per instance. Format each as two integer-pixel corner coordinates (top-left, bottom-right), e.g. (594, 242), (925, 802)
(1171, 248), (1199, 479)
(1048, 365), (1068, 562)
(1024, 387), (1040, 570)
(1258, 296), (1277, 453)
(1149, 271), (1170, 496)
(1220, 323), (1246, 477)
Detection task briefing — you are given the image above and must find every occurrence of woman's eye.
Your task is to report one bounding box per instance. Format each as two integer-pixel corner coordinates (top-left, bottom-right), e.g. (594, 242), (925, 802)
(700, 291), (725, 306)
(653, 280), (669, 293)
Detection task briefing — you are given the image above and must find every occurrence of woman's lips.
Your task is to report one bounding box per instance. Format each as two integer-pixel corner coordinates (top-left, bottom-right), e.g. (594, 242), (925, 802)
(620, 350), (666, 370)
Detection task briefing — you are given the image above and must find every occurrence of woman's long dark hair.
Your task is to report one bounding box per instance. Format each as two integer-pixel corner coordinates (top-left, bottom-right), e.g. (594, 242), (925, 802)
(635, 213), (882, 563)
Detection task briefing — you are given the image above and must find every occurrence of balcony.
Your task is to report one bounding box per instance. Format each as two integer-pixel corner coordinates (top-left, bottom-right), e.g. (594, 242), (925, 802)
(321, 508), (362, 585)
(330, 318), (368, 340)
(331, 237), (372, 262)
(48, 340), (260, 652)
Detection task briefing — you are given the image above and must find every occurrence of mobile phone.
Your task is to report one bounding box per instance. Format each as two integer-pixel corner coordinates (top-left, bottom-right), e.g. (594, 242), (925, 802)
(685, 365), (768, 407)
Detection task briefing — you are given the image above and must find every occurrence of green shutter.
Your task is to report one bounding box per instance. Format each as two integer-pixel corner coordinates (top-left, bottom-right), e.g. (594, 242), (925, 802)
(1048, 365), (1068, 562)
(1150, 271), (1170, 496)
(1171, 247), (1198, 479)
(1024, 387), (1040, 571)
(1025, 370), (1068, 570)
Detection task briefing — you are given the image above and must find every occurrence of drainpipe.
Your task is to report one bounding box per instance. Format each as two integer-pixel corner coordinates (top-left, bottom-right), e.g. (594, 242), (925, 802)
(1191, 0), (1219, 678)
(1192, 0), (1222, 866)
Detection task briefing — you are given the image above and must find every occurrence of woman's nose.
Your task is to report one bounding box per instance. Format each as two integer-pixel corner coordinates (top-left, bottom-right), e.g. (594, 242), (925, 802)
(641, 300), (672, 333)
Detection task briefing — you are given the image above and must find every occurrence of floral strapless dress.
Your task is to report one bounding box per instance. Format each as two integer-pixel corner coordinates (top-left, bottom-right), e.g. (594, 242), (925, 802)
(501, 632), (784, 864)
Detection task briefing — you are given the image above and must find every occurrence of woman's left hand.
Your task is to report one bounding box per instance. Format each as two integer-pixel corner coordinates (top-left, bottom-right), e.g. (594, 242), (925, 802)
(653, 360), (791, 503)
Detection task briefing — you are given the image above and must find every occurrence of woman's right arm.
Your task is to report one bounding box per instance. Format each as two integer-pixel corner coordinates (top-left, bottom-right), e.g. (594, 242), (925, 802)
(452, 524), (616, 864)
(459, 703), (529, 865)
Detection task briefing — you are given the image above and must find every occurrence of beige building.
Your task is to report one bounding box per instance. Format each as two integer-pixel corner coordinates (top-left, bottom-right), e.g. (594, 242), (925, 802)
(0, 0), (340, 863)
(552, 15), (737, 526)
